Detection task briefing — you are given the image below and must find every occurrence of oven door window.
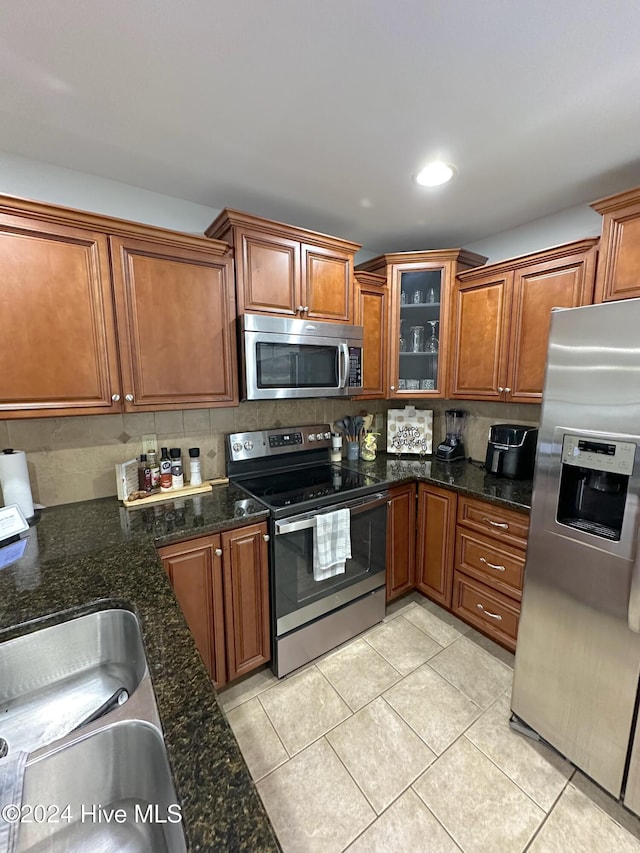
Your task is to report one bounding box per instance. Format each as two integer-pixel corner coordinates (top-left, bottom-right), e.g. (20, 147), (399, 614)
(256, 342), (339, 389)
(274, 500), (387, 634)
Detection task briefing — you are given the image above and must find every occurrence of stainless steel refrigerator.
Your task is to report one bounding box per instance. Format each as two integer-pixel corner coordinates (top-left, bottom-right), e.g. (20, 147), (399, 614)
(511, 297), (640, 815)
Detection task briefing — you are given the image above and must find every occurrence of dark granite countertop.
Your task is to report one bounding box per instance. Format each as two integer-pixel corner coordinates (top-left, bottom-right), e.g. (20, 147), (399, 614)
(0, 483), (279, 853)
(342, 454), (533, 512)
(0, 458), (528, 851)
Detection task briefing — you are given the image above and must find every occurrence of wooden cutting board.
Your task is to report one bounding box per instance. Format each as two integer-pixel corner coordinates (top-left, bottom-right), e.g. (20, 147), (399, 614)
(122, 477), (229, 508)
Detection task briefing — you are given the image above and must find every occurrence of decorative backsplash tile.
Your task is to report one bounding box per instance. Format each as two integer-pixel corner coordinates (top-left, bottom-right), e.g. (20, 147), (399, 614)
(0, 399), (538, 507)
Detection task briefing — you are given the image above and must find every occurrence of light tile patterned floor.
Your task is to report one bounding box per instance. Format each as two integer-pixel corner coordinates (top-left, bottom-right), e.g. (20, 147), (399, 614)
(220, 593), (640, 853)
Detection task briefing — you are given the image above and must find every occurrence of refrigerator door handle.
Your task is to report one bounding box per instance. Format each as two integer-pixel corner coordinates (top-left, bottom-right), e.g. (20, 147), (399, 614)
(628, 543), (640, 632)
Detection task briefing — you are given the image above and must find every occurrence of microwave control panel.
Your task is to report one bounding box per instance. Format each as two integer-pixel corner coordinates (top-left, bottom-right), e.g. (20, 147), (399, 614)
(348, 347), (362, 388)
(561, 434), (636, 474)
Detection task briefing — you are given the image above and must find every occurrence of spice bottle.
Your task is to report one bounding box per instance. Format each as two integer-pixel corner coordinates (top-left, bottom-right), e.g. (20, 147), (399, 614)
(188, 447), (202, 486)
(160, 447), (173, 491)
(148, 449), (160, 491)
(169, 448), (184, 490)
(138, 454), (152, 493)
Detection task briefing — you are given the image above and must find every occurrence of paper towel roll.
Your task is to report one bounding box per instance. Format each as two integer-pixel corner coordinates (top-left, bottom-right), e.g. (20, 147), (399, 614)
(0, 449), (35, 519)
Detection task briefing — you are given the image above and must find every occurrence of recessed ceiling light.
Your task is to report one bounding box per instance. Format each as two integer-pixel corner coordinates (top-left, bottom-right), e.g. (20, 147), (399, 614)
(415, 160), (456, 187)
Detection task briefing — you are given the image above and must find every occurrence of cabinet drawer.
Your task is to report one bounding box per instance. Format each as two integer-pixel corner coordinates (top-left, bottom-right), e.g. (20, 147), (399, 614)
(452, 571), (519, 651)
(457, 496), (529, 550)
(455, 529), (524, 600)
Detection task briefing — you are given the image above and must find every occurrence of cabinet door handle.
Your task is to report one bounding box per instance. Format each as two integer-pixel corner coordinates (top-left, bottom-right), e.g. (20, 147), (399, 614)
(263, 534), (270, 542)
(125, 394), (134, 402)
(214, 548), (223, 557)
(476, 603), (502, 621)
(111, 393), (121, 402)
(480, 556), (506, 572)
(390, 385), (396, 391)
(387, 500), (392, 506)
(482, 517), (509, 530)
(497, 386), (504, 393)
(297, 305), (305, 313)
(504, 387), (511, 394)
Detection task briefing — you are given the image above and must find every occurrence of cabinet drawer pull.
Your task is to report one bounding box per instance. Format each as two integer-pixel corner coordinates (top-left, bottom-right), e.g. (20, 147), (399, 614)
(476, 603), (502, 621)
(482, 517), (509, 529)
(480, 556), (506, 572)
(214, 548), (223, 557)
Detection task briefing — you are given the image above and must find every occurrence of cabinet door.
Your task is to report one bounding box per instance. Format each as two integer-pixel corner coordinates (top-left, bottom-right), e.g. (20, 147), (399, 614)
(391, 264), (446, 398)
(449, 272), (512, 399)
(593, 191), (640, 302)
(236, 227), (300, 316)
(386, 485), (416, 601)
(222, 522), (270, 681)
(354, 273), (387, 398)
(507, 250), (596, 402)
(0, 212), (121, 417)
(160, 535), (227, 688)
(301, 243), (353, 322)
(415, 484), (457, 607)
(110, 236), (238, 410)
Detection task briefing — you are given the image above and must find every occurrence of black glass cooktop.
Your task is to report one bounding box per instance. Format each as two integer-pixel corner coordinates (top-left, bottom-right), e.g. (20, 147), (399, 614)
(237, 464), (377, 510)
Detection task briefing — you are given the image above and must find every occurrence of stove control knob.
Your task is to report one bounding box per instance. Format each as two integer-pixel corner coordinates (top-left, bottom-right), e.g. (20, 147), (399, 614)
(324, 432), (331, 440)
(243, 440), (254, 451)
(308, 434), (316, 442)
(316, 433), (324, 441)
(232, 442), (243, 452)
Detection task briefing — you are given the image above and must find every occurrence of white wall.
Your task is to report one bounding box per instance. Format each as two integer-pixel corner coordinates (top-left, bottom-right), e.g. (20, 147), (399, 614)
(0, 150), (603, 265)
(465, 203), (602, 264)
(0, 151), (222, 234)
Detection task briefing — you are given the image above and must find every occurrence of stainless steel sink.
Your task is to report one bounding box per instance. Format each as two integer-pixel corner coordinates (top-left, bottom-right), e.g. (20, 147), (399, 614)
(17, 720), (187, 853)
(0, 608), (148, 755)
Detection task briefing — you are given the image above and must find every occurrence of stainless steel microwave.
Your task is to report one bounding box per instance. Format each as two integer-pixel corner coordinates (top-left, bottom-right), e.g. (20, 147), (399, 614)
(239, 314), (364, 400)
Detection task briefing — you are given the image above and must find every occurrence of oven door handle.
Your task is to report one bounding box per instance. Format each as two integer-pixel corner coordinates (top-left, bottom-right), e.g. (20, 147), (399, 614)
(338, 342), (349, 389)
(275, 492), (389, 536)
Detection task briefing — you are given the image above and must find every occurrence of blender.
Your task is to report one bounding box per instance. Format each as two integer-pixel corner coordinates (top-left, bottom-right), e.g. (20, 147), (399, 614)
(436, 409), (467, 461)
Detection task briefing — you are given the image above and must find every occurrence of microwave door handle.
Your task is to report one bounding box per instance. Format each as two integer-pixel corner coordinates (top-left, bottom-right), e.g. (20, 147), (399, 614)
(339, 342), (349, 389)
(629, 538), (640, 632)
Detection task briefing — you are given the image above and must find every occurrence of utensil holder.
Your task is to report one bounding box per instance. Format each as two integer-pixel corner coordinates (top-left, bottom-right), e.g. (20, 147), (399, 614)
(346, 441), (360, 461)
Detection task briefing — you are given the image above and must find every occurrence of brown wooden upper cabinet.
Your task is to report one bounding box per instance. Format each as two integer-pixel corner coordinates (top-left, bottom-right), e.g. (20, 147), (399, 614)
(591, 186), (640, 302)
(110, 235), (237, 412)
(449, 238), (598, 403)
(206, 209), (360, 323)
(354, 270), (388, 399)
(357, 250), (487, 399)
(0, 195), (237, 418)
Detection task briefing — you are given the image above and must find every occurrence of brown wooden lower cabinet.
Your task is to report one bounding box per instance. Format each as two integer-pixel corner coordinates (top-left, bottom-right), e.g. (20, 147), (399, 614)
(452, 571), (520, 651)
(385, 484), (416, 601)
(415, 483), (458, 607)
(159, 521), (270, 688)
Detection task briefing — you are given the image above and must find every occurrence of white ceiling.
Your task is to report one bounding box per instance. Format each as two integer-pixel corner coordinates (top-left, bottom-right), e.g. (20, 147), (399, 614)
(1, 0), (640, 252)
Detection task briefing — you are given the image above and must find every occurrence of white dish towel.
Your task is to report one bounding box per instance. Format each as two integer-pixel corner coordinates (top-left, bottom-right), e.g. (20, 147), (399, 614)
(313, 508), (352, 581)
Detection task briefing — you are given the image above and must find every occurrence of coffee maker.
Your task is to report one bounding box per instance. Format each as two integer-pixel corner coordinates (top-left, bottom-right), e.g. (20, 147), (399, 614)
(436, 409), (467, 462)
(484, 424), (538, 480)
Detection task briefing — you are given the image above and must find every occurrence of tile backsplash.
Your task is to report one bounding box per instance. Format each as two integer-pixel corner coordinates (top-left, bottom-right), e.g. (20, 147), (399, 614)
(0, 400), (540, 507)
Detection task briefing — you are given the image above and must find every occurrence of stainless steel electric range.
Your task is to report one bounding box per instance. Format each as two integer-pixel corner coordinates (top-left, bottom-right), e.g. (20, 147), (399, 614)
(227, 424), (388, 677)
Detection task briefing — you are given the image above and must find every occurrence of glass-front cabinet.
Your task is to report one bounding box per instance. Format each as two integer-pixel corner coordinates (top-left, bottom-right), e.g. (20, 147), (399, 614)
(356, 250), (487, 399)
